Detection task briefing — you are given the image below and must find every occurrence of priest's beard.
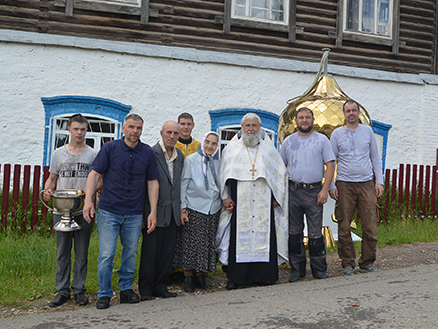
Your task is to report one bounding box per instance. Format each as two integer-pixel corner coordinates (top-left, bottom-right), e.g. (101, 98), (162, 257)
(242, 132), (261, 148)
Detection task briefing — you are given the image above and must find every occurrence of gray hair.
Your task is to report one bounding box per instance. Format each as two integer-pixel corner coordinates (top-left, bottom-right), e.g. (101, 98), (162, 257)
(161, 120), (181, 132)
(241, 113), (262, 126)
(124, 113), (144, 124)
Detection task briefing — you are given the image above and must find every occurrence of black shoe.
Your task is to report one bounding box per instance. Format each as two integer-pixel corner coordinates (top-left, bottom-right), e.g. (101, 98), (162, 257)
(152, 289), (177, 298)
(96, 296), (111, 309)
(141, 295), (152, 301)
(225, 280), (238, 290)
(196, 275), (212, 290)
(314, 273), (329, 280)
(184, 276), (195, 292)
(120, 289), (140, 304)
(74, 293), (89, 306)
(49, 294), (70, 307)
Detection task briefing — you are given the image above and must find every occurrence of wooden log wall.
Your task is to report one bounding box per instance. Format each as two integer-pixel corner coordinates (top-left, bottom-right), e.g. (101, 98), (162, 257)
(0, 0), (436, 74)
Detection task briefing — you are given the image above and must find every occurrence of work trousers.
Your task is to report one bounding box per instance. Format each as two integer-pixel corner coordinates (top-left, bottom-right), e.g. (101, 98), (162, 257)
(288, 184), (327, 278)
(54, 213), (93, 297)
(336, 180), (379, 269)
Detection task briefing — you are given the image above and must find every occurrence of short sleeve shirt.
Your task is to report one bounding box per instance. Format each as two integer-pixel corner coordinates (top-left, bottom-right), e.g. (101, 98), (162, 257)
(49, 146), (97, 191)
(91, 139), (161, 215)
(280, 131), (335, 183)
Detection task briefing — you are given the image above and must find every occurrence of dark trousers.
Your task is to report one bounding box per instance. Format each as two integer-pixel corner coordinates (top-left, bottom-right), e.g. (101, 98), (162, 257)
(288, 184), (327, 277)
(138, 219), (177, 298)
(336, 180), (379, 269)
(54, 213), (93, 297)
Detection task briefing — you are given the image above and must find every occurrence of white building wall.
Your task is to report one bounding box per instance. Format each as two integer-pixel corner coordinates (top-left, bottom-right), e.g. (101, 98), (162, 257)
(1, 30), (437, 170)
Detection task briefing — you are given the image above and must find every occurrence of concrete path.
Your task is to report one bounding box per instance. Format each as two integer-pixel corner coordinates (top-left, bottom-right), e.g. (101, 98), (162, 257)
(1, 264), (438, 328)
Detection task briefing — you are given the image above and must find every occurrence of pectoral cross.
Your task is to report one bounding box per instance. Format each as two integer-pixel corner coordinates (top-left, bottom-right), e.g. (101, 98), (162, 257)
(250, 164), (257, 179)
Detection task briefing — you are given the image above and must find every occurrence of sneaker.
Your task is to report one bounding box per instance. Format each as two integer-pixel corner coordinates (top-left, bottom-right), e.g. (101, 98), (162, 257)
(343, 266), (354, 275)
(359, 266), (379, 273)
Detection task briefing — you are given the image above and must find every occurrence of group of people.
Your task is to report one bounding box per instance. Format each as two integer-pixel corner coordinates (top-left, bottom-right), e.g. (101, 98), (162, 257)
(43, 100), (383, 310)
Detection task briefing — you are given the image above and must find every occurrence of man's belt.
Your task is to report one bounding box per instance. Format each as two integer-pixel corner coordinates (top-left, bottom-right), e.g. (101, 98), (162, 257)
(289, 181), (322, 189)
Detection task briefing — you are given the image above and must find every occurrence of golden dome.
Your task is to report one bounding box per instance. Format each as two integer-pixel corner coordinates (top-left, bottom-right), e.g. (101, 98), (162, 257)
(278, 52), (372, 143)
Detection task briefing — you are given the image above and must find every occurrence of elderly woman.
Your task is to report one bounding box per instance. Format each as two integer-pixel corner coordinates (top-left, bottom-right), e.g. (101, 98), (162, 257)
(173, 131), (222, 292)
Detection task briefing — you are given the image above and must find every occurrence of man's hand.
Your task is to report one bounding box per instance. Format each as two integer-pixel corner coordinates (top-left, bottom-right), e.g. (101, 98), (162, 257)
(376, 184), (383, 198)
(181, 209), (189, 225)
(223, 197), (235, 213)
(82, 200), (94, 224)
(42, 189), (53, 203)
(329, 188), (338, 201)
(146, 213), (157, 234)
(317, 189), (329, 205)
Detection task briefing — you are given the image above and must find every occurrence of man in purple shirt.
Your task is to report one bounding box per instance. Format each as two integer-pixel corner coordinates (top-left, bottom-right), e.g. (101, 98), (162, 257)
(83, 113), (160, 310)
(329, 100), (384, 275)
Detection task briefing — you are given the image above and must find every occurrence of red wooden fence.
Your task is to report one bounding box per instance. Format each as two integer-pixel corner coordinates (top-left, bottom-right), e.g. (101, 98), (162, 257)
(1, 162), (437, 232)
(382, 164), (438, 221)
(1, 164), (49, 232)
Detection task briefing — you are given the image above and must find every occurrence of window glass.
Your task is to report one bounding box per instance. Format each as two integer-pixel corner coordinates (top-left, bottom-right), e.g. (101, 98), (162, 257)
(51, 116), (118, 153)
(345, 0), (391, 36)
(233, 0), (287, 24)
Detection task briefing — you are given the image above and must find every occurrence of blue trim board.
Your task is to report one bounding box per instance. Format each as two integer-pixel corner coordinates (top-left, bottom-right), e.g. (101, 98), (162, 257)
(41, 96), (131, 167)
(209, 108), (280, 146)
(371, 119), (392, 171)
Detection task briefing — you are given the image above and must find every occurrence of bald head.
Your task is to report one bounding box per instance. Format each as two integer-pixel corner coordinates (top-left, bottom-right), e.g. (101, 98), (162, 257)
(160, 121), (181, 150)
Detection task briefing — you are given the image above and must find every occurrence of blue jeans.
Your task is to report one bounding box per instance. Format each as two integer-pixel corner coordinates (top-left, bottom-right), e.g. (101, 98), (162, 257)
(96, 209), (143, 298)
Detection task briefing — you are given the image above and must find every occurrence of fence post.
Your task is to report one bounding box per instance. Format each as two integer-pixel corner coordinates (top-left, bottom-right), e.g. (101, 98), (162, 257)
(383, 169), (391, 222)
(31, 165), (41, 232)
(412, 164), (418, 212)
(21, 165), (31, 233)
(1, 164), (11, 230)
(11, 164), (21, 230)
(425, 165), (431, 217)
(405, 164), (411, 213)
(431, 165), (437, 218)
(419, 166), (424, 216)
(398, 164), (404, 208)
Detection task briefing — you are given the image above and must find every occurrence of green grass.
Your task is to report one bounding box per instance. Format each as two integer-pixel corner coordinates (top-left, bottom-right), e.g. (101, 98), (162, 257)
(0, 229), (142, 308)
(1, 215), (438, 308)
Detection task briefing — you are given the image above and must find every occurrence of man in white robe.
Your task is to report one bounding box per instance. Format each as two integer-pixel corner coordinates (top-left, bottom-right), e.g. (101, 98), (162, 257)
(216, 113), (288, 289)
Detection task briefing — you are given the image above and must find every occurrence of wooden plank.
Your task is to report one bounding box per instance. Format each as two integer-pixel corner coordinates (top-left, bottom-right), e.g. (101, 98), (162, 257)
(418, 165), (424, 215)
(289, 0), (297, 42)
(431, 165), (436, 218)
(21, 165), (31, 233)
(425, 165), (431, 216)
(335, 0), (343, 47)
(412, 164), (417, 212)
(11, 164), (20, 230)
(383, 168), (390, 221)
(405, 164), (411, 213)
(140, 0), (149, 24)
(398, 164), (404, 207)
(392, 0), (400, 54)
(223, 0), (230, 34)
(65, 0), (73, 16)
(41, 166), (49, 230)
(31, 165), (41, 232)
(391, 169), (397, 207)
(1, 164), (10, 230)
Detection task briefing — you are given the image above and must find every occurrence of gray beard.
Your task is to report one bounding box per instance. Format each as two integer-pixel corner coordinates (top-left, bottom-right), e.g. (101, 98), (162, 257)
(242, 132), (261, 148)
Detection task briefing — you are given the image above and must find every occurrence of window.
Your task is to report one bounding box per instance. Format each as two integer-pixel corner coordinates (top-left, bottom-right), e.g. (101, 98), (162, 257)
(209, 108), (280, 154)
(231, 0), (289, 25)
(218, 124), (276, 153)
(41, 96), (131, 167)
(50, 115), (119, 154)
(344, 0), (392, 37)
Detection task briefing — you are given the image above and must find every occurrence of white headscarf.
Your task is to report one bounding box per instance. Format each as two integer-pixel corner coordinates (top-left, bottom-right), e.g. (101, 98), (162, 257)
(196, 131), (221, 190)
